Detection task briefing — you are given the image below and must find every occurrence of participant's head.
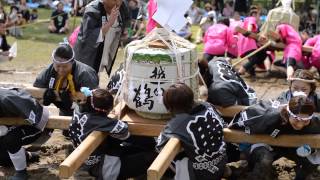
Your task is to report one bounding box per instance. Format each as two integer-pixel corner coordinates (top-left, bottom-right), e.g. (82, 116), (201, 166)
(280, 0), (293, 9)
(52, 43), (74, 77)
(300, 30), (310, 43)
(128, 0), (138, 9)
(163, 83), (194, 114)
(289, 69), (316, 96)
(10, 6), (18, 14)
(80, 87), (114, 114)
(57, 2), (64, 12)
(217, 17), (230, 26)
(281, 94), (315, 130)
(249, 5), (258, 17)
(233, 11), (241, 21)
(103, 0), (123, 10)
(204, 3), (213, 12)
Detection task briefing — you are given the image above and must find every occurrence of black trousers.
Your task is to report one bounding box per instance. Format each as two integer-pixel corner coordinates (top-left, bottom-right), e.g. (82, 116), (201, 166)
(90, 136), (157, 180)
(0, 125), (42, 167)
(242, 49), (271, 75)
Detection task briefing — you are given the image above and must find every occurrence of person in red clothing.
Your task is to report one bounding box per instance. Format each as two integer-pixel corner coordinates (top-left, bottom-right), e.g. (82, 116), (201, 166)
(273, 24), (302, 79)
(203, 17), (231, 61)
(237, 6), (273, 78)
(302, 33), (320, 75)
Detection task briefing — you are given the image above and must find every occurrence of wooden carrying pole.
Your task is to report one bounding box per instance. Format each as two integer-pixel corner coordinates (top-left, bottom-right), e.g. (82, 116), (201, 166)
(148, 138), (181, 180)
(148, 129), (320, 180)
(0, 116), (71, 130)
(59, 131), (107, 178)
(3, 111), (320, 178)
(232, 40), (272, 67)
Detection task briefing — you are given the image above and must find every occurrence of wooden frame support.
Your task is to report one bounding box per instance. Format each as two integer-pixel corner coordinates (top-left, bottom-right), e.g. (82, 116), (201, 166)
(147, 138), (181, 180)
(147, 129), (320, 180)
(3, 110), (320, 178)
(0, 116), (71, 130)
(59, 131), (108, 178)
(0, 82), (45, 99)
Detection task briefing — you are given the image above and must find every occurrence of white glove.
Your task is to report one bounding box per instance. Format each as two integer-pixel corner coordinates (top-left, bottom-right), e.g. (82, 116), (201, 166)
(0, 126), (8, 136)
(296, 144), (311, 157)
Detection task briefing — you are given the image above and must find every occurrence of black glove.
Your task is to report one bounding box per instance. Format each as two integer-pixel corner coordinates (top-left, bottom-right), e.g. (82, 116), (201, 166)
(43, 89), (56, 106)
(55, 91), (73, 110)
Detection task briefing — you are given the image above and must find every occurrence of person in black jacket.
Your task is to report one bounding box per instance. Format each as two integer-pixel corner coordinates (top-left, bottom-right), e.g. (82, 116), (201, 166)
(229, 94), (320, 179)
(0, 88), (50, 180)
(68, 88), (130, 179)
(70, 87), (156, 179)
(199, 57), (257, 107)
(33, 43), (99, 116)
(277, 69), (320, 112)
(74, 0), (130, 74)
(157, 83), (227, 180)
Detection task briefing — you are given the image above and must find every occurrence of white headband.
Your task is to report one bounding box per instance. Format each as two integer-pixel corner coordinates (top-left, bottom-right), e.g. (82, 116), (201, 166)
(286, 105), (313, 121)
(51, 43), (75, 64)
(289, 77), (316, 83)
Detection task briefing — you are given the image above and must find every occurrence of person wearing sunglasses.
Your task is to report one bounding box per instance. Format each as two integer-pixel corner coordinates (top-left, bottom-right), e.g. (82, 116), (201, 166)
(0, 88), (50, 180)
(229, 93), (320, 179)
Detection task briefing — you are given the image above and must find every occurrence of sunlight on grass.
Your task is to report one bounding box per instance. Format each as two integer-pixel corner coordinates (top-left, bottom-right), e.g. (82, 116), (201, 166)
(0, 7), (82, 71)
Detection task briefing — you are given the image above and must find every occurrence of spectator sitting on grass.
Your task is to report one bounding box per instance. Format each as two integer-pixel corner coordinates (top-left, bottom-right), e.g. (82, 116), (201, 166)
(30, 9), (38, 22)
(19, 1), (30, 23)
(0, 15), (12, 62)
(7, 5), (24, 37)
(48, 1), (69, 34)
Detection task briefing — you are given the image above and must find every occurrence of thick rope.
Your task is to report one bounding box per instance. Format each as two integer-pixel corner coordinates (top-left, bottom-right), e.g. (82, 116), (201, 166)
(113, 28), (197, 117)
(232, 40), (273, 67)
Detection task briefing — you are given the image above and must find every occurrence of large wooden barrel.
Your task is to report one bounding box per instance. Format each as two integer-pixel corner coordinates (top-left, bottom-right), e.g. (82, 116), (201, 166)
(122, 28), (199, 119)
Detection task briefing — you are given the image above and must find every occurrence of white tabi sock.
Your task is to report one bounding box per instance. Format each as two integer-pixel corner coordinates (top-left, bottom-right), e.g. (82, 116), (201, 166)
(8, 148), (27, 171)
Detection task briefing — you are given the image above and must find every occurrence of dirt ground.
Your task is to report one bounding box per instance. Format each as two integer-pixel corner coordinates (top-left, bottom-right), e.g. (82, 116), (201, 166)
(0, 51), (319, 180)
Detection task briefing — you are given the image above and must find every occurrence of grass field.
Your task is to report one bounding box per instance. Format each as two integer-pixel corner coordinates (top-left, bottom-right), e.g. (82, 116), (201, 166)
(0, 7), (206, 73)
(0, 7), (82, 71)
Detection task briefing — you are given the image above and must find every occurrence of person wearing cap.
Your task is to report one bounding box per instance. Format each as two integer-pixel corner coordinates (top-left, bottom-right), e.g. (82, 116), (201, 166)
(48, 1), (69, 34)
(33, 43), (99, 117)
(229, 94), (320, 179)
(74, 0), (130, 74)
(0, 88), (50, 180)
